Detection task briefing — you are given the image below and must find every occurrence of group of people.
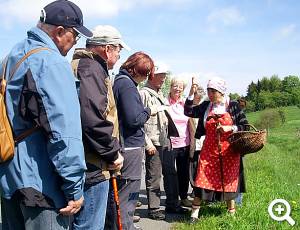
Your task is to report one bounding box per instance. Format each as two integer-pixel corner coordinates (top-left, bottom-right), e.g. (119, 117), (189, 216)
(0, 0), (249, 230)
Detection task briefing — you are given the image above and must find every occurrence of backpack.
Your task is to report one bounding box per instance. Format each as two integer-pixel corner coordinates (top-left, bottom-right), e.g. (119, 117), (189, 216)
(0, 47), (50, 163)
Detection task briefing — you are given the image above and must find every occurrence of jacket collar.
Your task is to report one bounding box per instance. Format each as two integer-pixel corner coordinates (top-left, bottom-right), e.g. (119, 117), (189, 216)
(117, 69), (138, 87)
(72, 48), (108, 74)
(145, 82), (160, 92)
(27, 27), (60, 53)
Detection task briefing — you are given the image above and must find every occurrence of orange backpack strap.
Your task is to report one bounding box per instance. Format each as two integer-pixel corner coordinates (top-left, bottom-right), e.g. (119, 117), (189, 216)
(0, 56), (8, 95)
(8, 47), (50, 81)
(3, 47), (51, 143)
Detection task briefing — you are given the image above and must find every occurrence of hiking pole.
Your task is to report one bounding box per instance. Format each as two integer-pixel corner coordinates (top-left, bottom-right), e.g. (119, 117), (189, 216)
(111, 172), (122, 230)
(216, 118), (226, 201)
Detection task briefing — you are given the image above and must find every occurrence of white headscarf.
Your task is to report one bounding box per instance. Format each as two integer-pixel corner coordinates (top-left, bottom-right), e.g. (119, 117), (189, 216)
(207, 77), (227, 95)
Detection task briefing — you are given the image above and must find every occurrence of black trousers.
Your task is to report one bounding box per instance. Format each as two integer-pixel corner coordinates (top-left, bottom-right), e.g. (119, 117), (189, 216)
(162, 146), (190, 208)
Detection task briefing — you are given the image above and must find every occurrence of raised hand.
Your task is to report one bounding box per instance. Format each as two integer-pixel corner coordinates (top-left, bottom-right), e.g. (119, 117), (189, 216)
(189, 77), (198, 96)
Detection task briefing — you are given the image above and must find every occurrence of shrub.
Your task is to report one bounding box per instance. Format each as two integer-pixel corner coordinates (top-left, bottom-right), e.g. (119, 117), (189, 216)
(254, 109), (281, 130)
(277, 108), (286, 124)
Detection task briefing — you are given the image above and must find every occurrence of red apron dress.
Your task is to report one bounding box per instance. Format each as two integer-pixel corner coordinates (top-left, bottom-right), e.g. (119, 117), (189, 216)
(194, 108), (240, 193)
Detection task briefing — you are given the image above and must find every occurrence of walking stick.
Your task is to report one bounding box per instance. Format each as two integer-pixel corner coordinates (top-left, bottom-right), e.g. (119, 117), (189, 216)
(208, 114), (225, 200)
(216, 120), (226, 200)
(111, 173), (122, 230)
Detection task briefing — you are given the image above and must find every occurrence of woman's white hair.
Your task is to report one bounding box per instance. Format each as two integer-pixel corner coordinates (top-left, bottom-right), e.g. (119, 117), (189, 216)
(170, 76), (187, 89)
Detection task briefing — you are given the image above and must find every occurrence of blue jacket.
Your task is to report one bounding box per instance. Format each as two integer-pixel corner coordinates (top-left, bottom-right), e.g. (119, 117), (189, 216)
(0, 27), (86, 208)
(113, 69), (150, 148)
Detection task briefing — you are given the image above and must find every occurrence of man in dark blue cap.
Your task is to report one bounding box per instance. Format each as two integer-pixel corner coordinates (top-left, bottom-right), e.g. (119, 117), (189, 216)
(0, 1), (92, 229)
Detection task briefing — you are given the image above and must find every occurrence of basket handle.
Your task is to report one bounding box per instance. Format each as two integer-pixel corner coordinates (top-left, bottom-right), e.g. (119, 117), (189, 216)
(244, 124), (258, 131)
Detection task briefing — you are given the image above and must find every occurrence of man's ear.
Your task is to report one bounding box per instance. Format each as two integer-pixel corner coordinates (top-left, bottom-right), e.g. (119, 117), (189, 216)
(104, 45), (110, 53)
(103, 45), (111, 60)
(52, 26), (65, 43)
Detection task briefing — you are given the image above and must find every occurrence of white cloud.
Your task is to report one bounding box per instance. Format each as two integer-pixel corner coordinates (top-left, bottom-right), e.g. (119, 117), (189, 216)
(0, 0), (191, 29)
(206, 6), (245, 32)
(277, 24), (296, 39)
(0, 0), (45, 29)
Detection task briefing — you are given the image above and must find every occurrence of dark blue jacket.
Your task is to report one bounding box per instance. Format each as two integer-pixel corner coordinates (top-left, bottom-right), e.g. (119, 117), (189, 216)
(113, 69), (150, 147)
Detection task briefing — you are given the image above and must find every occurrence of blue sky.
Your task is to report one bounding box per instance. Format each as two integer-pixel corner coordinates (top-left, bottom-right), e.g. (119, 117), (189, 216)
(0, 0), (299, 95)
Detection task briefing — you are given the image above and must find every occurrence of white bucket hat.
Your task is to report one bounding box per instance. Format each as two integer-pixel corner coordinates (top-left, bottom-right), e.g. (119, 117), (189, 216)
(154, 62), (169, 74)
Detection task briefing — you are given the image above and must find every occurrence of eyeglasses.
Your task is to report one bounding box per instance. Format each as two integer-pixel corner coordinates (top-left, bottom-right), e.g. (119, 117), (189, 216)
(108, 45), (122, 59)
(65, 28), (81, 42)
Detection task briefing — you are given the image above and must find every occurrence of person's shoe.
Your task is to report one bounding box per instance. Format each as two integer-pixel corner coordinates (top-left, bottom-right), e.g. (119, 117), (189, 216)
(148, 209), (165, 220)
(136, 201), (142, 207)
(134, 223), (143, 230)
(165, 206), (189, 214)
(227, 208), (236, 217)
(181, 198), (192, 207)
(189, 217), (199, 224)
(133, 215), (141, 223)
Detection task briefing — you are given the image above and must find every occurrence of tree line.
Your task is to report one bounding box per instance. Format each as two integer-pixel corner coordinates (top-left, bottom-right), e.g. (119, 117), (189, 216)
(141, 73), (300, 113)
(230, 75), (300, 112)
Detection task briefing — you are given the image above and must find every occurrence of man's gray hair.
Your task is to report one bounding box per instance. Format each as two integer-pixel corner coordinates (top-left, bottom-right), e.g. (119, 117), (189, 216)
(37, 21), (58, 35)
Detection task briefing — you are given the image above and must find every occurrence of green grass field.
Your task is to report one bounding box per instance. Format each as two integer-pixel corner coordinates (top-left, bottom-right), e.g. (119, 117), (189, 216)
(174, 106), (300, 230)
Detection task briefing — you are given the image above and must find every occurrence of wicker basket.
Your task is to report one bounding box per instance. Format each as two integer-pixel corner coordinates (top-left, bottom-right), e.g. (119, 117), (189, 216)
(228, 124), (267, 155)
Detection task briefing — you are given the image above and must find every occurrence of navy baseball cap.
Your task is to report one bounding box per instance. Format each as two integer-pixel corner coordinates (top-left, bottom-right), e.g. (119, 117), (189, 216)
(40, 0), (92, 38)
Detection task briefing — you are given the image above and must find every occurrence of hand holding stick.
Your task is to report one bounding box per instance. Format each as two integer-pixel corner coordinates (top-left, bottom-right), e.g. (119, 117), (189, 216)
(189, 77), (199, 96)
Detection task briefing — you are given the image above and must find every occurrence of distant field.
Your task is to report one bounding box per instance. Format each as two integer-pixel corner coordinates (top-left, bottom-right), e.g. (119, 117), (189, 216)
(174, 106), (300, 230)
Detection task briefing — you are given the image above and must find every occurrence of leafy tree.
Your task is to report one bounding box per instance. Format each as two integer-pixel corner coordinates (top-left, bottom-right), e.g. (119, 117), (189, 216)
(271, 91), (289, 107)
(246, 81), (257, 101)
(290, 87), (300, 105)
(260, 77), (270, 91)
(160, 72), (171, 97)
(282, 75), (300, 93)
(229, 93), (240, 100)
(269, 75), (282, 91)
(245, 100), (255, 112)
(257, 80), (261, 93)
(256, 90), (276, 109)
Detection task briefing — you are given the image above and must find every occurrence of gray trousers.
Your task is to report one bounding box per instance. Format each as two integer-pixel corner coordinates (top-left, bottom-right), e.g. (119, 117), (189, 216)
(145, 146), (168, 210)
(105, 148), (143, 230)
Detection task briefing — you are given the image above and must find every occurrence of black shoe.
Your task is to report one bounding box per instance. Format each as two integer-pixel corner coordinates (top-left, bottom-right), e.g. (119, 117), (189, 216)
(165, 206), (189, 214)
(148, 210), (165, 220)
(189, 217), (199, 224)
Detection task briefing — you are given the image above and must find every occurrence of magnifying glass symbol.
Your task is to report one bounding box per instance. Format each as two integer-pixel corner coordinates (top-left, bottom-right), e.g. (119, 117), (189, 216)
(268, 199), (295, 226)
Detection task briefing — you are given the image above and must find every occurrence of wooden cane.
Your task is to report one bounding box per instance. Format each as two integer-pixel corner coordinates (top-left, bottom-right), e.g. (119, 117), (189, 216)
(216, 120), (226, 200)
(111, 173), (122, 230)
(208, 115), (225, 199)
